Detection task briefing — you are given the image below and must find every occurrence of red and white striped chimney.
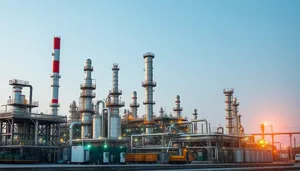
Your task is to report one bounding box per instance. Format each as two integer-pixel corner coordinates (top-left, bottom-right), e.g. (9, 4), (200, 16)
(50, 36), (61, 115)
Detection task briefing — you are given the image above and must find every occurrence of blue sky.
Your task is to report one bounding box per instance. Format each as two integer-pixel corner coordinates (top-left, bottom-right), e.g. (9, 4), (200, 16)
(0, 0), (299, 146)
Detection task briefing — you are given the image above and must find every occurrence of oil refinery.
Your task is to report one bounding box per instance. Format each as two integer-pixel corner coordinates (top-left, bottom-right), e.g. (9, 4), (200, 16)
(0, 37), (296, 166)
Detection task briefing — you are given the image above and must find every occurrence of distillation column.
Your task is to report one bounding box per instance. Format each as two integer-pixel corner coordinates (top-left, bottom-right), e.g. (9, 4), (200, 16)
(69, 101), (79, 122)
(192, 109), (198, 133)
(50, 36), (61, 115)
(106, 64), (125, 139)
(142, 52), (157, 137)
(173, 95), (183, 118)
(80, 59), (96, 139)
(232, 97), (239, 135)
(223, 88), (234, 135)
(129, 91), (139, 119)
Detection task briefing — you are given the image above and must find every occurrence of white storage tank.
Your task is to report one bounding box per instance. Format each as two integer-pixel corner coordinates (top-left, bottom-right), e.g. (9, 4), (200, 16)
(244, 149), (251, 163)
(92, 114), (102, 139)
(71, 146), (89, 163)
(250, 149), (256, 163)
(103, 152), (109, 164)
(233, 148), (244, 163)
(120, 152), (126, 164)
(110, 116), (121, 139)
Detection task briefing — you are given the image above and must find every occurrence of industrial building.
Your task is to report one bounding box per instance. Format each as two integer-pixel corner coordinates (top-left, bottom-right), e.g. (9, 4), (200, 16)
(0, 36), (274, 164)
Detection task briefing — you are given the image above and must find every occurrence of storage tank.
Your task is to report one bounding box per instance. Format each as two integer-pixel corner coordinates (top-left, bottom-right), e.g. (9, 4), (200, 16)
(250, 149), (256, 163)
(244, 149), (251, 163)
(224, 149), (233, 163)
(103, 152), (109, 164)
(92, 114), (102, 139)
(259, 150), (263, 163)
(233, 148), (244, 163)
(110, 115), (121, 139)
(256, 149), (260, 163)
(158, 152), (169, 163)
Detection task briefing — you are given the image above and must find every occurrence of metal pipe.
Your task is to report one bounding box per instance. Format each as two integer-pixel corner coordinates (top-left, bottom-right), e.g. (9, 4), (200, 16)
(217, 127), (224, 134)
(209, 122), (211, 134)
(201, 124), (204, 134)
(28, 85), (33, 113)
(69, 122), (82, 146)
(35, 120), (38, 145)
(274, 142), (281, 158)
(289, 134), (293, 160)
(96, 100), (105, 138)
(142, 52), (156, 138)
(192, 119), (208, 134)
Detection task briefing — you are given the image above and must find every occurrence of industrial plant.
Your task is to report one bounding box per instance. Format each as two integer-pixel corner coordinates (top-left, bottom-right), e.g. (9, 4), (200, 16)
(0, 37), (277, 164)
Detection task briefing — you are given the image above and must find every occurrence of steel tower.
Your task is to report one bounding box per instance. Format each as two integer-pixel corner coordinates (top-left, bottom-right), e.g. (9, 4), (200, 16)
(50, 36), (61, 115)
(130, 91), (140, 119)
(80, 59), (96, 139)
(223, 88), (234, 135)
(232, 97), (240, 135)
(142, 52), (157, 137)
(106, 63), (125, 139)
(173, 95), (183, 118)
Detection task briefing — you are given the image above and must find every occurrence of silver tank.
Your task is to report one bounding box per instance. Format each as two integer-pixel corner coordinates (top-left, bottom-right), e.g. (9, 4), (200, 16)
(256, 149), (260, 163)
(224, 149), (233, 163)
(233, 148), (244, 163)
(250, 149), (256, 163)
(244, 149), (251, 163)
(110, 115), (121, 139)
(259, 150), (264, 163)
(92, 114), (102, 139)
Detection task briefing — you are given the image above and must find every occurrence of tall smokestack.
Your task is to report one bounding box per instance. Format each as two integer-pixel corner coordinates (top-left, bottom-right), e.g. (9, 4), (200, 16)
(130, 91), (139, 119)
(80, 59), (96, 139)
(142, 52), (156, 137)
(193, 109), (198, 133)
(50, 36), (61, 115)
(173, 95), (183, 118)
(223, 88), (234, 135)
(232, 97), (240, 135)
(106, 63), (124, 139)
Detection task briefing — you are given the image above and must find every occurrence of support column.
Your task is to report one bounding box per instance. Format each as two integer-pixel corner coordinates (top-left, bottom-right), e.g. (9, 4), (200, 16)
(11, 119), (14, 145)
(271, 134), (274, 161)
(289, 134), (293, 160)
(35, 121), (39, 145)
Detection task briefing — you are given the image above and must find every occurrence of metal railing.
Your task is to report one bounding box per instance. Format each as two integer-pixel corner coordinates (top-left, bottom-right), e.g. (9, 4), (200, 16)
(84, 65), (94, 70)
(80, 92), (96, 97)
(143, 100), (156, 104)
(9, 79), (29, 85)
(173, 107), (183, 111)
(0, 111), (67, 122)
(7, 99), (39, 106)
(142, 81), (157, 87)
(109, 89), (122, 95)
(129, 102), (140, 107)
(105, 100), (125, 107)
(80, 83), (96, 89)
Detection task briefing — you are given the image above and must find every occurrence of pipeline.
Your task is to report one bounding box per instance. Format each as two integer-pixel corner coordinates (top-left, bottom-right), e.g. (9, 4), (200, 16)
(217, 127), (224, 134)
(192, 119), (208, 134)
(96, 100), (105, 137)
(69, 122), (82, 146)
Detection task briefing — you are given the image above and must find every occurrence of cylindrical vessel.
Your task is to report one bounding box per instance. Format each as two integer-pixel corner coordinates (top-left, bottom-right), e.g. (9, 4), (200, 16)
(93, 114), (102, 139)
(110, 115), (121, 139)
(223, 89), (234, 134)
(233, 148), (244, 163)
(250, 149), (256, 163)
(142, 52), (156, 138)
(244, 149), (251, 163)
(224, 149), (233, 163)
